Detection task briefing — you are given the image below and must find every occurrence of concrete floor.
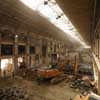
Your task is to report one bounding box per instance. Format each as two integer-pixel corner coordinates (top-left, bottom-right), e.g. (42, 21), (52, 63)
(0, 76), (78, 100)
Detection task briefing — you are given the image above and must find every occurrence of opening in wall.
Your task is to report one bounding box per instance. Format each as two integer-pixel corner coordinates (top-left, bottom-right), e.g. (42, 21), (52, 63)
(1, 44), (13, 56)
(30, 46), (35, 54)
(18, 57), (24, 67)
(1, 58), (14, 77)
(18, 45), (26, 55)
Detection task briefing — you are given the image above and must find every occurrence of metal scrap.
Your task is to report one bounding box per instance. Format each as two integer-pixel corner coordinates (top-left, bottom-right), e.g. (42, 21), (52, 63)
(69, 79), (97, 94)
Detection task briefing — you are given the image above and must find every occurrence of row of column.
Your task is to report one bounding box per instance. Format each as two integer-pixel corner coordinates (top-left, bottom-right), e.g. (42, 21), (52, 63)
(92, 33), (100, 59)
(0, 33), (68, 74)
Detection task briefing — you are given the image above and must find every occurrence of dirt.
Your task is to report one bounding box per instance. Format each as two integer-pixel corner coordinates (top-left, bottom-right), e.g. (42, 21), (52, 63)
(0, 76), (78, 100)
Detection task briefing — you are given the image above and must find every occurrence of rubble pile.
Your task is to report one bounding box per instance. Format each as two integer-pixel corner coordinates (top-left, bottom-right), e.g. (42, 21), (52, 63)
(0, 86), (29, 100)
(70, 79), (97, 94)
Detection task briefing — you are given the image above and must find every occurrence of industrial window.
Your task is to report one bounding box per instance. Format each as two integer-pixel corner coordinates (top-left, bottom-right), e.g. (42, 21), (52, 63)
(18, 45), (26, 55)
(1, 44), (13, 56)
(1, 58), (14, 77)
(1, 58), (13, 70)
(30, 46), (35, 54)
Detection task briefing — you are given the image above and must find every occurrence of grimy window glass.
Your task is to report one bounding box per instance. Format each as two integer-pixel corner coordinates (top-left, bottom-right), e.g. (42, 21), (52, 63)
(30, 46), (35, 54)
(18, 45), (26, 55)
(1, 44), (13, 56)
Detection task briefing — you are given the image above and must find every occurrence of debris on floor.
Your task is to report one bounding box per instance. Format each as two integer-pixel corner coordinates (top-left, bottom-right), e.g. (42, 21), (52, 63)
(0, 86), (29, 100)
(0, 76), (77, 100)
(69, 78), (97, 94)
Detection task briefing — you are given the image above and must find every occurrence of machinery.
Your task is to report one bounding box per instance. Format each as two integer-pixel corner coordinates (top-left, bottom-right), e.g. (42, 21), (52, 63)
(37, 68), (61, 79)
(36, 58), (76, 84)
(77, 63), (94, 81)
(36, 64), (66, 84)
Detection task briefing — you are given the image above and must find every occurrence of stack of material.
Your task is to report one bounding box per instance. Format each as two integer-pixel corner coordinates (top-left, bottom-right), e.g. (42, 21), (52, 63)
(0, 86), (29, 100)
(70, 79), (97, 94)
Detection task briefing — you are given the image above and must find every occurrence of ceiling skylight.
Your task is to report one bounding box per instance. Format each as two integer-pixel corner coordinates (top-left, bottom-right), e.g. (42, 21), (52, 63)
(20, 0), (89, 47)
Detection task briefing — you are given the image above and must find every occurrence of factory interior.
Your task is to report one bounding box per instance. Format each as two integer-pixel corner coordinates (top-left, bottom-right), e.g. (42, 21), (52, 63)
(0, 0), (100, 100)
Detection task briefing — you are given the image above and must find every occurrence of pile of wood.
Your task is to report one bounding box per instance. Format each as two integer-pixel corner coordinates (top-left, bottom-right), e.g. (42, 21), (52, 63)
(0, 86), (29, 100)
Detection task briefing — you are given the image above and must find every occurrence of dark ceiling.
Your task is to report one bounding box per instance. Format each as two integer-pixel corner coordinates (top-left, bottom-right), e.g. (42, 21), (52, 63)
(0, 0), (90, 48)
(56, 0), (90, 42)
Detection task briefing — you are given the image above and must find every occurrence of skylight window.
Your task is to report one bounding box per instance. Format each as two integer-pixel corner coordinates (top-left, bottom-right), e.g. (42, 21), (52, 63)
(20, 0), (89, 47)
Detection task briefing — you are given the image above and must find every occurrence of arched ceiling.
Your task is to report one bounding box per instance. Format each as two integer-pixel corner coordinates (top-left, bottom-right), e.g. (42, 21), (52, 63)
(0, 0), (90, 48)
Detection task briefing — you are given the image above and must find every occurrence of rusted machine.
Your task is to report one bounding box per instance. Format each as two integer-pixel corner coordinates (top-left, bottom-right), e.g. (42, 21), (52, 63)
(37, 68), (61, 79)
(36, 57), (77, 84)
(36, 64), (67, 84)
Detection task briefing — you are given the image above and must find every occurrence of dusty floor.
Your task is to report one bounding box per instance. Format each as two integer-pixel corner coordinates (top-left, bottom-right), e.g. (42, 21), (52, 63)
(0, 76), (78, 100)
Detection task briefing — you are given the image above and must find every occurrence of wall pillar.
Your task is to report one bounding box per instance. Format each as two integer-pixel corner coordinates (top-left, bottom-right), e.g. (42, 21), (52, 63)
(95, 39), (98, 57)
(14, 34), (18, 74)
(98, 39), (99, 59)
(26, 35), (30, 67)
(0, 33), (1, 77)
(94, 41), (96, 55)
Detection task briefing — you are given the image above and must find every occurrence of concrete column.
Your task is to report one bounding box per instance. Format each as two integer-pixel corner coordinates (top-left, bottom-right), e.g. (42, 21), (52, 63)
(96, 39), (98, 57)
(93, 41), (95, 54)
(94, 40), (97, 55)
(26, 35), (30, 67)
(14, 34), (18, 74)
(46, 40), (49, 65)
(0, 33), (1, 77)
(95, 40), (97, 56)
(94, 40), (96, 56)
(41, 39), (48, 65)
(98, 39), (100, 59)
(98, 39), (99, 59)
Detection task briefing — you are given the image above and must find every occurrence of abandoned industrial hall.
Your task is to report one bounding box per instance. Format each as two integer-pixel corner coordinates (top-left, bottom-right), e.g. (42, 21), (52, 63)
(0, 0), (100, 100)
